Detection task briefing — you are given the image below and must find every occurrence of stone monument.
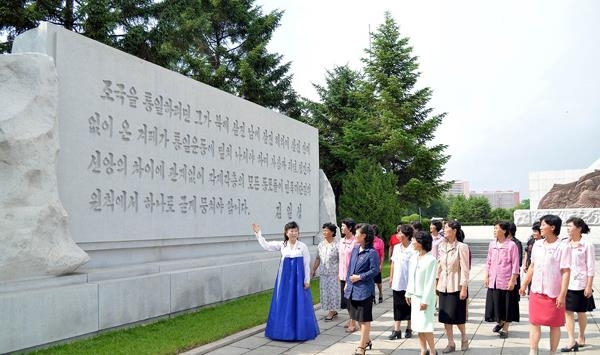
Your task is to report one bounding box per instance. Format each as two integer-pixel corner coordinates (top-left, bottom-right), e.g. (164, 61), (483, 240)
(515, 160), (600, 247)
(1, 54), (89, 281)
(0, 22), (331, 353)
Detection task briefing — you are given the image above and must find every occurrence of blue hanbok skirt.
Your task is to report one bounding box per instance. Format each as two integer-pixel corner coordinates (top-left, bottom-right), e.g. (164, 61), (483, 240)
(265, 256), (320, 341)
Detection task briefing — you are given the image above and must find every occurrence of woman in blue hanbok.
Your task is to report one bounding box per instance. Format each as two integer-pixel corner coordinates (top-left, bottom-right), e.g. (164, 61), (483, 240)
(252, 221), (319, 341)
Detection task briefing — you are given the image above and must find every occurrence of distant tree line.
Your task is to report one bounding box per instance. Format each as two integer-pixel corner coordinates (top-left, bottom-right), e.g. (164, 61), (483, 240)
(400, 195), (530, 227)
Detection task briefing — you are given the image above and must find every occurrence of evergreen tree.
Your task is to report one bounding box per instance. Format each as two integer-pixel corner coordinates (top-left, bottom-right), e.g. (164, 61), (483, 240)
(1, 0), (299, 115)
(338, 159), (402, 239)
(0, 0), (156, 52)
(308, 12), (450, 209)
(360, 12), (450, 206)
(147, 0), (299, 116)
(303, 65), (367, 201)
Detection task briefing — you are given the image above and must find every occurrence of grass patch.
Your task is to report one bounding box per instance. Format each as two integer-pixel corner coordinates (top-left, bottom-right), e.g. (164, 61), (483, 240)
(31, 259), (389, 355)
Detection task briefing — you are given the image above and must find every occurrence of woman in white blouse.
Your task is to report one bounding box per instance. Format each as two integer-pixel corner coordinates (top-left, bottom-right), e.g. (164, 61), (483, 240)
(311, 222), (341, 321)
(561, 217), (596, 352)
(252, 221), (320, 341)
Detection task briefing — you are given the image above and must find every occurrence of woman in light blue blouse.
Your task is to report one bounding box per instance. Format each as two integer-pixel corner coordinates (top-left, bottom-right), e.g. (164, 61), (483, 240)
(406, 231), (438, 355)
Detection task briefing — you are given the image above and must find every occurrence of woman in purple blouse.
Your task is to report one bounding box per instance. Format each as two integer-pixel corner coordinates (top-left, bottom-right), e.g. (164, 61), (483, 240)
(484, 221), (520, 339)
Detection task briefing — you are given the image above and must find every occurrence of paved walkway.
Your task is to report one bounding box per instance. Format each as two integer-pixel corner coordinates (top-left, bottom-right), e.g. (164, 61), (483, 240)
(185, 259), (600, 355)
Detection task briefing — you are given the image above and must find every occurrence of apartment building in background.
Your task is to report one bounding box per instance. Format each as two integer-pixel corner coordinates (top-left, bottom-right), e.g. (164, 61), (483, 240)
(447, 180), (470, 197)
(472, 190), (521, 209)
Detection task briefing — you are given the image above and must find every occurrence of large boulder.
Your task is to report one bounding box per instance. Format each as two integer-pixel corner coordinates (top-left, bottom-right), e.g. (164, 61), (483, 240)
(319, 169), (337, 229)
(0, 53), (89, 281)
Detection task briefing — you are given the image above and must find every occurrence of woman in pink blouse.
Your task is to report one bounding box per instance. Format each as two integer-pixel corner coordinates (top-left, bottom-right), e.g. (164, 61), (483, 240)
(519, 215), (571, 355)
(436, 220), (470, 353)
(373, 225), (385, 304)
(560, 217), (595, 352)
(339, 218), (358, 332)
(484, 221), (520, 339)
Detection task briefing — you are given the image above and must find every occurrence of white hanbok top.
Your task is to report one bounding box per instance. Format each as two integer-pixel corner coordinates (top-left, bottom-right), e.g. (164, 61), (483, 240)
(255, 232), (311, 285)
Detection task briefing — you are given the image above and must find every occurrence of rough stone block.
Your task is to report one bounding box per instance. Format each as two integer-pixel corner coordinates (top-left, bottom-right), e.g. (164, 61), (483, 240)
(0, 53), (89, 281)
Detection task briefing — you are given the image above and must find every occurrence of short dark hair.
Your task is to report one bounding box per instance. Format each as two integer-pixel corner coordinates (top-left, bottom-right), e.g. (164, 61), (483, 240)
(494, 220), (510, 237)
(341, 218), (356, 233)
(566, 216), (590, 234)
(322, 222), (337, 236)
(399, 224), (414, 241)
(540, 214), (562, 236)
(430, 220), (443, 232)
(411, 221), (423, 232)
(532, 221), (541, 233)
(414, 231), (433, 252)
(356, 223), (375, 248)
(283, 221), (299, 246)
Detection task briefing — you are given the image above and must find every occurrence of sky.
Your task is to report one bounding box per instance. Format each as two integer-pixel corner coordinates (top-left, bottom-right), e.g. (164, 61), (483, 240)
(255, 0), (600, 198)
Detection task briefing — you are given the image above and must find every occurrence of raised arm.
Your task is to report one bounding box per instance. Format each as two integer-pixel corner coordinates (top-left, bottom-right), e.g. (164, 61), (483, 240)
(251, 223), (281, 252)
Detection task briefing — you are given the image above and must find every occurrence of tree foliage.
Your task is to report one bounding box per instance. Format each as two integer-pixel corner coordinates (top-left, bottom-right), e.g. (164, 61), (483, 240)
(448, 195), (492, 225)
(0, 0), (299, 115)
(420, 197), (450, 219)
(338, 159), (402, 239)
(518, 199), (530, 209)
(306, 12), (450, 209)
(303, 65), (367, 200)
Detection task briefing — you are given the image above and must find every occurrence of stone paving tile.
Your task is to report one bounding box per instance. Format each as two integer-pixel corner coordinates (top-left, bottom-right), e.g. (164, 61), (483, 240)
(242, 345), (292, 355)
(201, 345), (249, 355)
(282, 343), (328, 355)
(227, 335), (270, 350)
(192, 258), (600, 355)
(302, 333), (341, 347)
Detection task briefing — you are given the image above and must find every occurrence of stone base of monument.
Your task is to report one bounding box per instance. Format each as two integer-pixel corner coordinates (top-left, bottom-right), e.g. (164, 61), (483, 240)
(0, 251), (286, 353)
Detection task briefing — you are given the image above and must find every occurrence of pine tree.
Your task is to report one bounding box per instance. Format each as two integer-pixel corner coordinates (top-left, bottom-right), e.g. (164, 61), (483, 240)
(303, 65), (367, 200)
(308, 12), (450, 209)
(338, 159), (402, 238)
(360, 12), (451, 206)
(0, 0), (300, 115)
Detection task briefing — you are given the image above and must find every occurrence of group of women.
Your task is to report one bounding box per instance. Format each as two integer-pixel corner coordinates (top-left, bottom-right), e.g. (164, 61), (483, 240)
(517, 215), (596, 355)
(251, 214), (595, 355)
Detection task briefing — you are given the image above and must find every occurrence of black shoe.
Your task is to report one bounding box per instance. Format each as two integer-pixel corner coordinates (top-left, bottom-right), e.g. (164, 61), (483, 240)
(560, 343), (579, 352)
(492, 323), (502, 333)
(366, 340), (372, 350)
(405, 328), (413, 338)
(388, 330), (401, 340)
(378, 296), (384, 303)
(498, 330), (508, 339)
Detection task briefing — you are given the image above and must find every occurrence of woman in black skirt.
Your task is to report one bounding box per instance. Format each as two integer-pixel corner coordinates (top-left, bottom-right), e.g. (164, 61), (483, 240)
(436, 220), (470, 353)
(345, 224), (380, 355)
(484, 221), (520, 339)
(561, 217), (596, 352)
